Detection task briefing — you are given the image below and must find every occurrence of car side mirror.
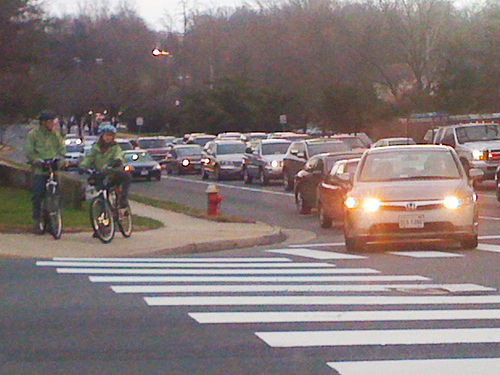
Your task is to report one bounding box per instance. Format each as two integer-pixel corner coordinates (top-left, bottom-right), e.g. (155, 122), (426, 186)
(469, 168), (483, 180)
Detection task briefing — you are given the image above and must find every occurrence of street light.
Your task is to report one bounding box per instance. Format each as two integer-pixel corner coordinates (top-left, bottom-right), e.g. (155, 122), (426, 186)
(152, 48), (171, 57)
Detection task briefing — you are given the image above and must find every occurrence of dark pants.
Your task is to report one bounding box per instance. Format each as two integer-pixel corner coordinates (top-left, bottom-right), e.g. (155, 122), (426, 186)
(32, 174), (51, 221)
(109, 171), (132, 205)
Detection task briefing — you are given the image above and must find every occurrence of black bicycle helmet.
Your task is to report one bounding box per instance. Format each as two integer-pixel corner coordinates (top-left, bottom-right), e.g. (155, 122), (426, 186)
(38, 110), (57, 122)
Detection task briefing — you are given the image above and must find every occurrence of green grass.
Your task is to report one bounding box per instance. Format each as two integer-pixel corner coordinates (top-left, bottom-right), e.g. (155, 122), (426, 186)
(0, 187), (163, 232)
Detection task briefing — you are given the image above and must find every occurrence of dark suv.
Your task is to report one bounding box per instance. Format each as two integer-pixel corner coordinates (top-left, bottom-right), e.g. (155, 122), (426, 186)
(282, 138), (350, 191)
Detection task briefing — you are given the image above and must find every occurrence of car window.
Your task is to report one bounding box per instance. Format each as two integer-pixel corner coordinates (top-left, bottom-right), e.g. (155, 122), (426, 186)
(359, 150), (461, 182)
(216, 143), (246, 155)
(308, 142), (350, 156)
(441, 128), (456, 146)
(261, 142), (290, 155)
(456, 124), (500, 143)
(336, 137), (365, 149)
(345, 160), (359, 174)
(118, 141), (133, 150)
(177, 147), (203, 156)
(137, 139), (165, 149)
(124, 152), (154, 162)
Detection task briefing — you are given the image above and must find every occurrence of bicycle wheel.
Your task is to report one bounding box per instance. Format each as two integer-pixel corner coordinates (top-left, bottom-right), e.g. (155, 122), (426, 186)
(39, 199), (49, 234)
(46, 194), (62, 239)
(89, 197), (115, 243)
(117, 203), (133, 238)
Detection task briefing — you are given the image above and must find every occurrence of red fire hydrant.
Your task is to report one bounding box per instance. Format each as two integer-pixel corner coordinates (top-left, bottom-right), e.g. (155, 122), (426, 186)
(206, 184), (223, 216)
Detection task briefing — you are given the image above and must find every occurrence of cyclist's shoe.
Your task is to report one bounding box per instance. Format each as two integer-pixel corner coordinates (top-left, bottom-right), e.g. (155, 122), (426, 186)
(32, 220), (44, 235)
(92, 231), (99, 239)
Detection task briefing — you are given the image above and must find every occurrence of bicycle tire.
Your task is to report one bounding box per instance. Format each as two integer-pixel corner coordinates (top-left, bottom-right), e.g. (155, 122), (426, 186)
(117, 203), (133, 238)
(90, 197), (115, 243)
(39, 200), (49, 234)
(46, 194), (62, 239)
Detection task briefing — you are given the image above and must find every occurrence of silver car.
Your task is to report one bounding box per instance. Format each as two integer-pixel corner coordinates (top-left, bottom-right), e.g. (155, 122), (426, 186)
(343, 145), (481, 252)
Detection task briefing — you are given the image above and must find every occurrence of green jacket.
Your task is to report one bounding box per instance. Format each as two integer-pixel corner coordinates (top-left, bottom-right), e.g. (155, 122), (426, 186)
(25, 125), (66, 175)
(80, 142), (124, 172)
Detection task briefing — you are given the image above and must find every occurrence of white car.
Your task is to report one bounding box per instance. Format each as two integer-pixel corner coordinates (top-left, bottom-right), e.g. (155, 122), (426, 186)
(372, 137), (416, 147)
(343, 145), (481, 252)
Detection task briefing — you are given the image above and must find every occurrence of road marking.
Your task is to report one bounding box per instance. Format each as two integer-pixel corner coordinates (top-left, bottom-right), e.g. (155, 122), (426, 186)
(37, 261), (335, 268)
(267, 249), (365, 260)
(477, 244), (500, 253)
(388, 251), (464, 258)
(111, 283), (494, 294)
(480, 216), (500, 221)
(56, 267), (378, 275)
(327, 358), (500, 374)
(144, 295), (500, 307)
(478, 235), (500, 240)
(51, 257), (292, 262)
(162, 175), (294, 197)
(89, 275), (429, 283)
(289, 243), (346, 248)
(189, 309), (500, 324)
(255, 328), (500, 348)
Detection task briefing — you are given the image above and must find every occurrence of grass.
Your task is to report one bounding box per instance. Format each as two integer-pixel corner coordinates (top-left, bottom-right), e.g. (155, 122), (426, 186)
(130, 194), (255, 224)
(0, 187), (164, 232)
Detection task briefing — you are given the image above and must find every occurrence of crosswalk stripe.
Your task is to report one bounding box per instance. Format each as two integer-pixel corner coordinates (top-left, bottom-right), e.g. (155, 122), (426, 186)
(255, 328), (500, 348)
(189, 309), (500, 324)
(51, 257), (292, 262)
(37, 261), (335, 268)
(144, 295), (500, 307)
(289, 243), (345, 248)
(111, 283), (494, 294)
(388, 251), (463, 258)
(266, 249), (365, 260)
(89, 275), (429, 283)
(477, 244), (500, 254)
(327, 358), (500, 374)
(56, 267), (377, 275)
(478, 235), (500, 239)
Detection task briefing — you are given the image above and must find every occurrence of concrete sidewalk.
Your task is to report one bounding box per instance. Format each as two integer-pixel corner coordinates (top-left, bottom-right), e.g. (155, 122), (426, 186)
(0, 201), (311, 259)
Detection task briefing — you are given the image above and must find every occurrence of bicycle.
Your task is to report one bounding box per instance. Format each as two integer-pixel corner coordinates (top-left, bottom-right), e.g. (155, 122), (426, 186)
(85, 169), (133, 243)
(37, 158), (63, 240)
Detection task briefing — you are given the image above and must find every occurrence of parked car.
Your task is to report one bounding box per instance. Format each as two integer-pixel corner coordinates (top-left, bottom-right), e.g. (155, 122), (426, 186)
(123, 150), (162, 181)
(163, 144), (203, 175)
(116, 138), (134, 151)
(330, 135), (369, 151)
(64, 134), (83, 146)
(294, 151), (363, 214)
(136, 137), (170, 162)
(343, 145), (482, 252)
(217, 132), (243, 140)
(317, 158), (361, 227)
(282, 138), (351, 191)
(242, 132), (268, 142)
(242, 139), (292, 185)
(372, 137), (416, 148)
(64, 144), (84, 169)
(201, 140), (246, 180)
(186, 134), (216, 147)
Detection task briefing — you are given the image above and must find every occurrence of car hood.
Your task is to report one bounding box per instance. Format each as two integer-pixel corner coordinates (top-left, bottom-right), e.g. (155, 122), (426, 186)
(216, 154), (244, 162)
(351, 179), (471, 201)
(462, 140), (500, 150)
(262, 154), (285, 162)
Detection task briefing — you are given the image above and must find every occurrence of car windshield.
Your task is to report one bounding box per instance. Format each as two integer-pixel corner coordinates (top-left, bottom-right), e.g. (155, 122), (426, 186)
(137, 139), (165, 149)
(217, 143), (246, 155)
(177, 147), (202, 156)
(359, 150), (461, 182)
(388, 138), (416, 146)
(124, 152), (154, 162)
(66, 145), (83, 153)
(456, 124), (500, 143)
(309, 142), (350, 156)
(248, 134), (268, 141)
(261, 143), (290, 155)
(192, 137), (215, 146)
(118, 142), (133, 151)
(336, 137), (365, 149)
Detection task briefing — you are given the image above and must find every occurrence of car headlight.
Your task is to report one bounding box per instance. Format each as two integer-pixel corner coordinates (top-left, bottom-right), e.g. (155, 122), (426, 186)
(75, 139), (82, 145)
(443, 196), (463, 209)
(182, 159), (190, 167)
(201, 158), (210, 165)
(472, 150), (486, 161)
(362, 198), (382, 212)
(270, 160), (280, 168)
(64, 139), (71, 145)
(345, 197), (358, 209)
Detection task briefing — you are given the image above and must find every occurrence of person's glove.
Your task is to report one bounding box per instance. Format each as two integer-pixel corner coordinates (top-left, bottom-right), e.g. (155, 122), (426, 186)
(111, 159), (123, 168)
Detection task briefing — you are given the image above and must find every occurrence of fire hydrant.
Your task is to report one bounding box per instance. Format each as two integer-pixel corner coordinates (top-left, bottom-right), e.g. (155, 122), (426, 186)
(206, 184), (223, 216)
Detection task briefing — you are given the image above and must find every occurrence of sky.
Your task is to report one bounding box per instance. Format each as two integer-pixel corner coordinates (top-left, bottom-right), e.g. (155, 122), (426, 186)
(43, 0), (250, 31)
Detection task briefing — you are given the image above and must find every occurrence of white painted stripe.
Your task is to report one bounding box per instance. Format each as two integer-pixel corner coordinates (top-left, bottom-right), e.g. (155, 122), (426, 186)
(478, 244), (500, 254)
(163, 175), (294, 197)
(480, 216), (500, 221)
(289, 243), (345, 248)
(327, 358), (500, 374)
(51, 257), (291, 262)
(479, 235), (500, 240)
(256, 328), (500, 348)
(144, 295), (500, 307)
(37, 261), (334, 268)
(56, 267), (377, 275)
(267, 249), (365, 260)
(389, 251), (463, 258)
(112, 283), (494, 294)
(89, 275), (429, 283)
(189, 309), (500, 324)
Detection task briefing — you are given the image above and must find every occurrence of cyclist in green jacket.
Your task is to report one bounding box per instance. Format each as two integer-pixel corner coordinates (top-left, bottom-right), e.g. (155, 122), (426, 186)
(25, 110), (66, 234)
(79, 124), (131, 208)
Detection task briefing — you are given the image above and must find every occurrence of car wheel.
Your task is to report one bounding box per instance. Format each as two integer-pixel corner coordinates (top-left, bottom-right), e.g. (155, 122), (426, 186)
(243, 168), (253, 184)
(318, 204), (332, 228)
(460, 234), (478, 249)
(258, 169), (269, 185)
(283, 171), (293, 191)
(296, 190), (311, 214)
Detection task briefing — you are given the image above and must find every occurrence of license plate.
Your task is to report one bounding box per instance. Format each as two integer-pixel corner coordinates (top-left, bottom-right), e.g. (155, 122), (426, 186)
(140, 170), (149, 176)
(399, 214), (424, 229)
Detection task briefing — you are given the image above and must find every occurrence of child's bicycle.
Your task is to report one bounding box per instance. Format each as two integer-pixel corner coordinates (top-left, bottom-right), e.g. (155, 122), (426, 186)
(84, 169), (133, 243)
(35, 158), (63, 239)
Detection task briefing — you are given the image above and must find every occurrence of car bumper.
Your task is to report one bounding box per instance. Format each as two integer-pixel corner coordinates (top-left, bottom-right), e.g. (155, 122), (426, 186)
(345, 204), (478, 244)
(219, 165), (243, 177)
(263, 166), (284, 179)
(131, 169), (161, 179)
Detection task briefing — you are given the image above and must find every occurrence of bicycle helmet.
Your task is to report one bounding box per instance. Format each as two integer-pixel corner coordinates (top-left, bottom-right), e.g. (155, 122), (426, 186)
(38, 110), (57, 122)
(100, 124), (117, 134)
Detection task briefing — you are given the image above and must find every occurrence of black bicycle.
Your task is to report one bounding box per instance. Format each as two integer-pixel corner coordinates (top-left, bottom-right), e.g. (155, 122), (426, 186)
(37, 158), (63, 239)
(86, 170), (133, 243)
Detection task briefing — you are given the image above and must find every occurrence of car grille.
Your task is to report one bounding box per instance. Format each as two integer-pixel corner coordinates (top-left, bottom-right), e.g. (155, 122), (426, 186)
(370, 222), (455, 235)
(134, 167), (152, 172)
(381, 201), (443, 211)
